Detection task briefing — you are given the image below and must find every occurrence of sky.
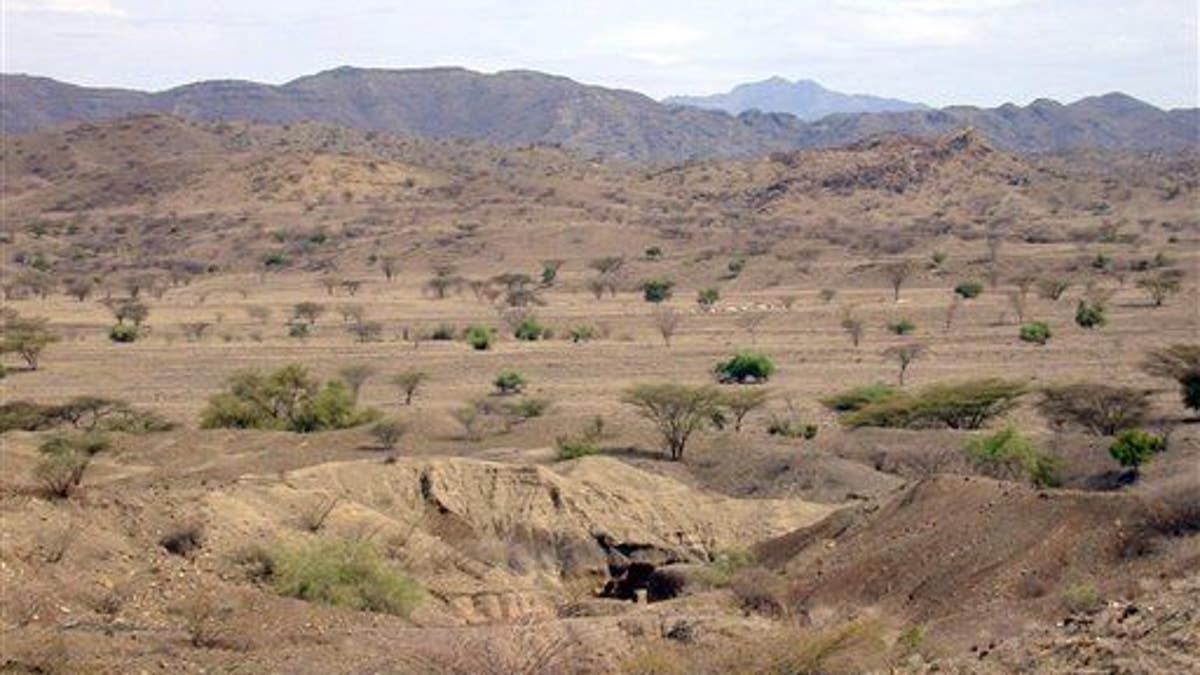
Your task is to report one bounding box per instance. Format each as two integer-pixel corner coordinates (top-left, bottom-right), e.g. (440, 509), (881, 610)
(3, 0), (1198, 109)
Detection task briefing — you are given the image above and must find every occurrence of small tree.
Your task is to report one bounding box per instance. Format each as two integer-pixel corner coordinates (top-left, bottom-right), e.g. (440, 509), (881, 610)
(1, 313), (59, 370)
(653, 306), (682, 347)
(379, 255), (399, 282)
(392, 370), (428, 406)
(719, 388), (771, 432)
(697, 287), (720, 310)
(1036, 278), (1071, 301)
(1006, 290), (1028, 323)
(370, 418), (408, 452)
(882, 260), (917, 301)
(1141, 344), (1200, 414)
(964, 426), (1061, 488)
(347, 321), (383, 343)
(841, 315), (865, 348)
(622, 383), (721, 460)
(338, 364), (376, 403)
(588, 256), (625, 276)
(883, 343), (927, 386)
(640, 279), (674, 303)
(1136, 270), (1183, 307)
(111, 299), (149, 327)
(1108, 429), (1166, 479)
(493, 370), (526, 395)
(293, 302), (325, 326)
(1038, 383), (1151, 435)
(944, 296), (962, 333)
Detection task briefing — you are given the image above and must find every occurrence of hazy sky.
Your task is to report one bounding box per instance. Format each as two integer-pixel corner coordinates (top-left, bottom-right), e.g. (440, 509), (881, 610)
(4, 0), (1198, 108)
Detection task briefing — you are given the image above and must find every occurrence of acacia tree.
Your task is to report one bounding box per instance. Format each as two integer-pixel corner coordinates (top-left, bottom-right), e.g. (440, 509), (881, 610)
(1142, 344), (1200, 414)
(884, 343), (927, 386)
(1, 312), (59, 370)
(392, 370), (429, 405)
(719, 388), (770, 432)
(653, 306), (682, 347)
(293, 302), (325, 326)
(841, 314), (865, 348)
(1136, 270), (1183, 307)
(338, 364), (377, 403)
(622, 383), (720, 460)
(882, 260), (917, 302)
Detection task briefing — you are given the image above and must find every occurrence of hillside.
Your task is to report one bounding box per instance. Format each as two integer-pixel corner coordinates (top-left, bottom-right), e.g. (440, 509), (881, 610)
(665, 76), (926, 120)
(3, 68), (1196, 161)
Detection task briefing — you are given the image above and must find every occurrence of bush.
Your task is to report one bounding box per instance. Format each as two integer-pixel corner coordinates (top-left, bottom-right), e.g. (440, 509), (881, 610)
(887, 318), (916, 335)
(766, 416), (818, 439)
(1075, 300), (1106, 329)
(1062, 583), (1102, 614)
(1019, 321), (1052, 345)
(513, 317), (546, 341)
(32, 452), (89, 498)
(465, 325), (495, 350)
(963, 427), (1061, 487)
(1038, 383), (1151, 435)
(954, 281), (984, 299)
(493, 370), (526, 395)
(714, 351), (776, 384)
(841, 378), (1026, 429)
(429, 324), (456, 340)
(0, 397), (172, 433)
(1109, 429), (1166, 475)
(505, 397), (550, 419)
(568, 325), (596, 343)
(555, 416), (608, 460)
(640, 279), (674, 303)
(199, 364), (380, 432)
(270, 538), (422, 617)
(109, 322), (139, 343)
(696, 287), (720, 309)
(820, 383), (896, 412)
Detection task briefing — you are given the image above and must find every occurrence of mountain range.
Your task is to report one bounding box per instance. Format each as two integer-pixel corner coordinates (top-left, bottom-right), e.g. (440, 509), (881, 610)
(664, 76), (926, 119)
(3, 67), (1196, 162)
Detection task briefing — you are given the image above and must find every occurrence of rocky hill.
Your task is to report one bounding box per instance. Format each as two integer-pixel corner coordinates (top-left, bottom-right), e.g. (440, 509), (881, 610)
(3, 68), (1196, 162)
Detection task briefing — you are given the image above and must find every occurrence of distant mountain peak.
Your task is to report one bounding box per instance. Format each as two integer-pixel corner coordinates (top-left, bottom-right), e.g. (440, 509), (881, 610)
(665, 77), (926, 121)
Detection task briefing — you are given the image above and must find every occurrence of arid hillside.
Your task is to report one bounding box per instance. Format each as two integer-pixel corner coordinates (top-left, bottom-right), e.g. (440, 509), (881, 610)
(1, 114), (1197, 673)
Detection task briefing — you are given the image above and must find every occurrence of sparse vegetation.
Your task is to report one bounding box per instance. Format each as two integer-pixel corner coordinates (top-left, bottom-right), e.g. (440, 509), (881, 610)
(1019, 321), (1052, 345)
(954, 280), (984, 299)
(370, 418), (408, 451)
(640, 278), (674, 303)
(820, 383), (896, 412)
(270, 538), (423, 617)
(717, 388), (770, 432)
(963, 426), (1062, 487)
(492, 369), (526, 395)
(696, 287), (720, 309)
(1142, 344), (1200, 413)
(883, 342), (927, 385)
(841, 378), (1026, 429)
(1108, 429), (1166, 478)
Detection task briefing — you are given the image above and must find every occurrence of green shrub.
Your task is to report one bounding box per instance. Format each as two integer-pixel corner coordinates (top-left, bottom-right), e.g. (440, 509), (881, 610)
(199, 364), (379, 433)
(1109, 429), (1166, 475)
(963, 427), (1062, 487)
(555, 416), (607, 460)
(465, 325), (496, 350)
(1019, 321), (1052, 345)
(954, 281), (984, 299)
(888, 319), (916, 335)
(271, 538), (422, 617)
(286, 322), (310, 339)
(262, 251), (290, 268)
(493, 370), (526, 395)
(697, 287), (720, 309)
(568, 325), (596, 343)
(644, 246), (664, 260)
(727, 255), (747, 277)
(109, 323), (139, 343)
(841, 378), (1026, 430)
(820, 383), (896, 412)
(513, 318), (546, 341)
(641, 279), (674, 303)
(1075, 301), (1106, 329)
(714, 351), (777, 384)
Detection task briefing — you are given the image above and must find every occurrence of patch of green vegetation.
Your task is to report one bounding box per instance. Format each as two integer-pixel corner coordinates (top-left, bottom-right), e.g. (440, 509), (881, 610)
(840, 378), (1026, 430)
(271, 538), (422, 617)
